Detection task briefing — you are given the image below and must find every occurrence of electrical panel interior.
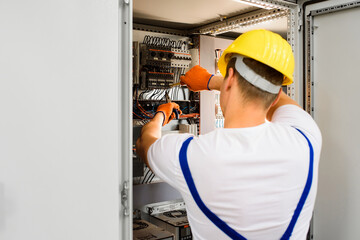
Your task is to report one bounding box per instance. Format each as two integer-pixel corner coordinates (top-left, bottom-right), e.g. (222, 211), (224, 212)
(132, 30), (199, 240)
(132, 31), (200, 186)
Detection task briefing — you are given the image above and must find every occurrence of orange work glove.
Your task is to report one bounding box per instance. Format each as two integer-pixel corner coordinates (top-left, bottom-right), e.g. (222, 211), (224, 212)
(180, 65), (214, 92)
(155, 102), (182, 126)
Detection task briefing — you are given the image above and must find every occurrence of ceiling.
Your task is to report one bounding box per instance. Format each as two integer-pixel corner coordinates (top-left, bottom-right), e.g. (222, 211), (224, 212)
(232, 16), (288, 37)
(133, 0), (288, 37)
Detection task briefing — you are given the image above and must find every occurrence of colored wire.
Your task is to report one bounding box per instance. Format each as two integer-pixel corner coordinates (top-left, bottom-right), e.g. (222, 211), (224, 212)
(136, 100), (154, 118)
(133, 112), (145, 120)
(180, 113), (200, 118)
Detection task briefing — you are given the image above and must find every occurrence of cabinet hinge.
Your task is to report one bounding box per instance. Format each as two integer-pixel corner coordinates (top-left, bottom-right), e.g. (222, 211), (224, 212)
(298, 8), (302, 31)
(121, 180), (130, 216)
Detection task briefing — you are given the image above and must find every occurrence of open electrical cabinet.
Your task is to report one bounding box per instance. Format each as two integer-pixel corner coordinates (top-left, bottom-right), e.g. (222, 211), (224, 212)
(119, 0), (360, 239)
(122, 0), (301, 239)
(2, 0), (360, 239)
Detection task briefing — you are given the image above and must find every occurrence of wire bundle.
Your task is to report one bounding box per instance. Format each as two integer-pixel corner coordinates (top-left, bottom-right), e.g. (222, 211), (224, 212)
(141, 167), (156, 184)
(143, 35), (187, 50)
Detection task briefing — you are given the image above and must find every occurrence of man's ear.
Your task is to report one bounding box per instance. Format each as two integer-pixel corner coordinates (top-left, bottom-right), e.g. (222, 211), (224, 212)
(224, 67), (235, 91)
(270, 88), (282, 107)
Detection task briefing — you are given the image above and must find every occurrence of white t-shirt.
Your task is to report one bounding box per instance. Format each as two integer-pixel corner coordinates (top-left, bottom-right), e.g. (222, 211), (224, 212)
(148, 105), (322, 240)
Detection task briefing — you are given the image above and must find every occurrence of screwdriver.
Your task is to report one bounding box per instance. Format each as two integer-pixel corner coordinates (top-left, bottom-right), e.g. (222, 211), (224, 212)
(169, 82), (181, 88)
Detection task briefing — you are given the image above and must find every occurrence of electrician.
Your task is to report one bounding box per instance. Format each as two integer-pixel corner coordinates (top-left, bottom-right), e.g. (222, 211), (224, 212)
(136, 29), (322, 240)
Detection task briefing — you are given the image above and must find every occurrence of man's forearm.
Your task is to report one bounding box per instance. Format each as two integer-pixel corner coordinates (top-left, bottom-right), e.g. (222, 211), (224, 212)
(136, 113), (164, 166)
(140, 113), (163, 139)
(208, 75), (224, 91)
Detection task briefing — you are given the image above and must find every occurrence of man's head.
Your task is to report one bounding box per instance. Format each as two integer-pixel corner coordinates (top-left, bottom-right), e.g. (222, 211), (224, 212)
(224, 56), (283, 109)
(217, 29), (294, 114)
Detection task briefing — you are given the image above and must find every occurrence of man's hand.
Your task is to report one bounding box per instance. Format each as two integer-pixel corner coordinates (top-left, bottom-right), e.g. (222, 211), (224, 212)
(180, 65), (225, 92)
(136, 102), (182, 168)
(156, 102), (182, 126)
(180, 65), (214, 92)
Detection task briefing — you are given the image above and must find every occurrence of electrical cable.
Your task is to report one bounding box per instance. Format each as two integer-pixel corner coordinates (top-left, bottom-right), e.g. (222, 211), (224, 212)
(142, 168), (151, 184)
(139, 89), (149, 100)
(144, 170), (155, 184)
(149, 89), (157, 100)
(136, 100), (154, 118)
(146, 173), (154, 184)
(181, 113), (200, 118)
(133, 111), (145, 120)
(181, 87), (186, 100)
(149, 174), (156, 183)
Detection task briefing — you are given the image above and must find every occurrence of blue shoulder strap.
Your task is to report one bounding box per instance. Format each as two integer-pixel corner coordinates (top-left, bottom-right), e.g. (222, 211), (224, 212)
(179, 136), (247, 240)
(179, 128), (314, 240)
(280, 128), (314, 240)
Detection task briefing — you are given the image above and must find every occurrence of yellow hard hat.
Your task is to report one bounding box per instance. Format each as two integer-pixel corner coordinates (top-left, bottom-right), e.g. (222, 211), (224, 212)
(217, 29), (294, 85)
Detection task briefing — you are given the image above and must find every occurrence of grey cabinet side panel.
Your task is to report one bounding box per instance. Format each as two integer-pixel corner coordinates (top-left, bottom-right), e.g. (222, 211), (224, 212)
(311, 6), (360, 240)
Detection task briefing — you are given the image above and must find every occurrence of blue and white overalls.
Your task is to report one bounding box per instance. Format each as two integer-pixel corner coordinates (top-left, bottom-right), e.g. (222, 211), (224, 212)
(179, 128), (314, 240)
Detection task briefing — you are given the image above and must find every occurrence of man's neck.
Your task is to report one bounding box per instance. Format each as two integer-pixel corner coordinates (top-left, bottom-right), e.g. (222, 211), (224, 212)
(223, 101), (267, 129)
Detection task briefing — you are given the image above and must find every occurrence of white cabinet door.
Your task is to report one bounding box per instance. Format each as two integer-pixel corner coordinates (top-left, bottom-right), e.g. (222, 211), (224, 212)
(308, 1), (360, 239)
(0, 1), (121, 239)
